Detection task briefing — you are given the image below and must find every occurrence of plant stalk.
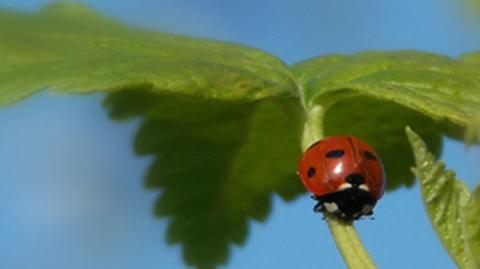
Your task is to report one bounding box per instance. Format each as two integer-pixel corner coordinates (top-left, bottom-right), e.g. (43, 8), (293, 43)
(302, 104), (377, 269)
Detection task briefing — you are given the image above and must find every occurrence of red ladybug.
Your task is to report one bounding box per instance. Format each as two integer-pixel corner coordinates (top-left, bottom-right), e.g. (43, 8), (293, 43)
(297, 136), (386, 221)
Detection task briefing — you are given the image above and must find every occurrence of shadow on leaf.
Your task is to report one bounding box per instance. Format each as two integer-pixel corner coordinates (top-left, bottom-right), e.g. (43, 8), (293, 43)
(103, 84), (304, 269)
(324, 95), (465, 190)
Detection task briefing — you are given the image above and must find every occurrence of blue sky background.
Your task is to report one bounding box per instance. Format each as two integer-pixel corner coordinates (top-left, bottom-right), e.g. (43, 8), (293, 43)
(0, 0), (479, 268)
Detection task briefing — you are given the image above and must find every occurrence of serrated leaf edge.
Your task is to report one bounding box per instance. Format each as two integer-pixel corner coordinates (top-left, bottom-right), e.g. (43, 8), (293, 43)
(406, 126), (480, 269)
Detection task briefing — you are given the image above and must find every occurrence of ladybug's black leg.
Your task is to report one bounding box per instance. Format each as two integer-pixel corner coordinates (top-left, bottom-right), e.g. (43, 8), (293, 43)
(313, 201), (325, 213)
(353, 213), (362, 220)
(311, 195), (325, 213)
(361, 204), (375, 216)
(363, 210), (374, 216)
(332, 209), (345, 219)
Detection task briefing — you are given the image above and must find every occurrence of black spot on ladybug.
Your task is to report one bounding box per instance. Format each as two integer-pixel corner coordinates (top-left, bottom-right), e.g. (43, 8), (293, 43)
(325, 149), (344, 158)
(364, 150), (377, 161)
(307, 167), (316, 178)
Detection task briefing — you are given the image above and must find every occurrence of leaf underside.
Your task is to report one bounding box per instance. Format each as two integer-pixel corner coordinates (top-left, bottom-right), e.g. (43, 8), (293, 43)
(103, 86), (304, 269)
(406, 127), (480, 269)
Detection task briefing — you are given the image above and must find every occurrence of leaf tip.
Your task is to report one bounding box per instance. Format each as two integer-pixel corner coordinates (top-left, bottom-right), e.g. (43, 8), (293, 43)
(405, 125), (414, 136)
(405, 126), (418, 145)
(405, 126), (429, 152)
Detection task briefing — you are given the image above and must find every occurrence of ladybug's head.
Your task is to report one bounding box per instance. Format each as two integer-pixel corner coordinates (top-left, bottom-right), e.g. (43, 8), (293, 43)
(340, 173), (370, 191)
(315, 164), (377, 222)
(315, 172), (377, 221)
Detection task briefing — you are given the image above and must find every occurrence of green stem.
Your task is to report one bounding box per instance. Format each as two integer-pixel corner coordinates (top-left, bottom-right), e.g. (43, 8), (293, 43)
(325, 217), (377, 269)
(302, 105), (325, 150)
(302, 104), (377, 269)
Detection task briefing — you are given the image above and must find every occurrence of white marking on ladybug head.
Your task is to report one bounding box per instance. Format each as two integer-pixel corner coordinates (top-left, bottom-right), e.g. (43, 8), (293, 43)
(337, 183), (352, 191)
(323, 202), (339, 213)
(358, 184), (370, 192)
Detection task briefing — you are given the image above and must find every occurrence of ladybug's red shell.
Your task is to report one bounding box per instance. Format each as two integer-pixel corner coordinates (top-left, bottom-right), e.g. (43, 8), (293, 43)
(297, 136), (386, 221)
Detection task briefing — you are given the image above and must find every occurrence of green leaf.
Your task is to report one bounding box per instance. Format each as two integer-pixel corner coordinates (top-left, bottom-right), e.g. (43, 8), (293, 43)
(292, 51), (480, 128)
(0, 3), (296, 106)
(406, 127), (480, 269)
(103, 85), (304, 269)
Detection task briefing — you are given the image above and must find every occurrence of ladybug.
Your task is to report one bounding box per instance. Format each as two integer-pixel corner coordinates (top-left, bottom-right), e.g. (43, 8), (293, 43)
(297, 136), (385, 221)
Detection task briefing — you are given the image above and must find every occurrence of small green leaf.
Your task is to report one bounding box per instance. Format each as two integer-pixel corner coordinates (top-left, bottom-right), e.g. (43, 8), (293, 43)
(293, 51), (480, 128)
(406, 127), (480, 269)
(0, 4), (296, 106)
(103, 86), (304, 269)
